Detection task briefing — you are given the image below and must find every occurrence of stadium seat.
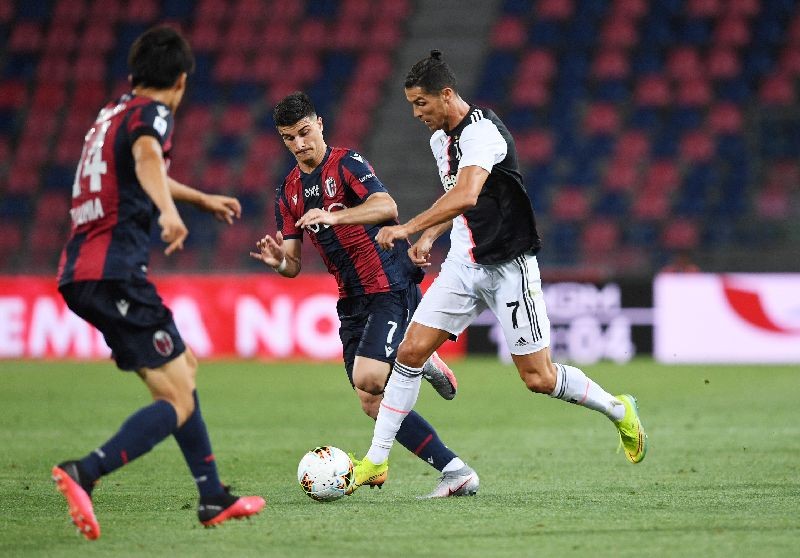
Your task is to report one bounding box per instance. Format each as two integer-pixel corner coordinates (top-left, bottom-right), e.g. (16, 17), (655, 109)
(679, 130), (715, 162)
(490, 16), (528, 50)
(551, 188), (590, 221)
(603, 157), (639, 192)
(592, 49), (630, 80)
(714, 16), (751, 48)
(758, 73), (795, 105)
(661, 219), (700, 250)
(634, 74), (671, 107)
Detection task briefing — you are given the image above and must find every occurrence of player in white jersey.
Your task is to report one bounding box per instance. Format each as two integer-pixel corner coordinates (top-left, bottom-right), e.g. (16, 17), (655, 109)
(348, 50), (648, 493)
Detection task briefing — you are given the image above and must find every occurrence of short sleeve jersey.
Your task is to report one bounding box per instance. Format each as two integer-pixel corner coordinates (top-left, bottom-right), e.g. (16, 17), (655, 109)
(430, 106), (541, 265)
(275, 146), (423, 298)
(58, 93), (174, 285)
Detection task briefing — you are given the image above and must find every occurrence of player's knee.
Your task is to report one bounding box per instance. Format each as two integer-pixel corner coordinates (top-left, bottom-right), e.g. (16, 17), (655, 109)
(396, 339), (431, 368)
(353, 375), (384, 396)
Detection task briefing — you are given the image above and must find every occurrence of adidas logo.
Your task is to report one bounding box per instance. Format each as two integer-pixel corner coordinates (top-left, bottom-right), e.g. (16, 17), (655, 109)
(514, 337), (529, 347)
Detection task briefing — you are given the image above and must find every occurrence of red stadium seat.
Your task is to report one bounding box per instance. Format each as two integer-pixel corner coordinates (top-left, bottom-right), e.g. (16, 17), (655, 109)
(224, 21), (260, 54)
(233, 0), (266, 21)
(661, 219), (700, 250)
(778, 46), (800, 77)
(490, 16), (528, 50)
(353, 53), (393, 83)
(707, 102), (743, 134)
(252, 54), (283, 82)
(44, 22), (79, 53)
(35, 191), (71, 224)
(195, 0), (228, 22)
(73, 55), (107, 81)
(755, 185), (791, 220)
(583, 102), (620, 135)
(667, 47), (704, 81)
(213, 53), (249, 82)
(0, 223), (23, 268)
(686, 0), (721, 18)
(679, 130), (715, 162)
(706, 48), (740, 80)
(86, 0), (122, 23)
(644, 160), (680, 193)
(53, 0), (87, 22)
(631, 187), (669, 220)
(609, 0), (648, 19)
(537, 0), (574, 21)
(675, 78), (712, 107)
(218, 105), (254, 136)
(551, 188), (590, 221)
(332, 20), (362, 50)
(0, 81), (28, 108)
(341, 0), (372, 22)
(581, 219), (620, 254)
(198, 162), (232, 194)
(634, 75), (671, 107)
(510, 79), (550, 108)
(614, 131), (650, 160)
(8, 22), (44, 52)
(7, 163), (41, 195)
(600, 17), (638, 49)
(370, 21), (403, 50)
(36, 54), (72, 83)
(240, 160), (271, 193)
(516, 131), (555, 164)
(79, 23), (116, 53)
(603, 157), (639, 193)
(728, 0), (760, 18)
(298, 20), (329, 51)
(518, 49), (557, 82)
(123, 0), (159, 23)
(285, 51), (322, 84)
(759, 73), (795, 106)
(190, 21), (221, 52)
(714, 17), (750, 48)
(378, 0), (411, 21)
(592, 49), (630, 80)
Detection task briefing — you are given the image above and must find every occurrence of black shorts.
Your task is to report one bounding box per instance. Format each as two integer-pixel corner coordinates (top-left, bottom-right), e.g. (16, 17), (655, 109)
(59, 279), (185, 372)
(337, 284), (422, 386)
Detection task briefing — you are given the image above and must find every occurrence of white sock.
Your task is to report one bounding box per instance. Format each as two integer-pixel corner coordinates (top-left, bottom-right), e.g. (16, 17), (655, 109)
(442, 457), (466, 473)
(550, 363), (624, 421)
(366, 361), (423, 465)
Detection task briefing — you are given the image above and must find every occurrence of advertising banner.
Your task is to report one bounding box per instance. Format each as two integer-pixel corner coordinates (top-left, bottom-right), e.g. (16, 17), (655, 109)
(654, 273), (800, 363)
(0, 275), (466, 361)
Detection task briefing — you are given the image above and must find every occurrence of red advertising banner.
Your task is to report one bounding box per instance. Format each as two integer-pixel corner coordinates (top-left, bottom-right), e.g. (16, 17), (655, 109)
(0, 275), (466, 361)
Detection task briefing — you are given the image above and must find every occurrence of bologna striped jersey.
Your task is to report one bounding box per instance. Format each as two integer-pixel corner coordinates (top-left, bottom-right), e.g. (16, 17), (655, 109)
(275, 146), (423, 298)
(58, 94), (174, 285)
(430, 105), (541, 265)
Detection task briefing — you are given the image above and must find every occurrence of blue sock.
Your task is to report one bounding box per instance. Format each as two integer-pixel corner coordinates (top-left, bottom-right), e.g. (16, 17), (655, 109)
(173, 391), (224, 498)
(395, 410), (457, 472)
(80, 399), (178, 481)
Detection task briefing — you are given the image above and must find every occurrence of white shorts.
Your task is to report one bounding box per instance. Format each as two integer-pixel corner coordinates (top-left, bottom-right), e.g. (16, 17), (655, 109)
(412, 252), (551, 355)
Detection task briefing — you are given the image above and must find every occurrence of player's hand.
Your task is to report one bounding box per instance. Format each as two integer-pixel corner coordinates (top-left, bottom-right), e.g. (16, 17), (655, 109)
(201, 194), (241, 225)
(409, 237), (433, 267)
(295, 208), (337, 229)
(159, 210), (188, 255)
(250, 231), (285, 268)
(376, 224), (408, 250)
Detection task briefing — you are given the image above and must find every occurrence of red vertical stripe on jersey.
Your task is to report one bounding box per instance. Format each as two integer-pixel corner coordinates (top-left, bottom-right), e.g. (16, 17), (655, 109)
(460, 214), (477, 263)
(339, 163), (390, 290)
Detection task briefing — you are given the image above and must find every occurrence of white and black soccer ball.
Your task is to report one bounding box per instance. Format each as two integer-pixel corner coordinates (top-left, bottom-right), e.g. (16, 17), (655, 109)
(297, 446), (354, 502)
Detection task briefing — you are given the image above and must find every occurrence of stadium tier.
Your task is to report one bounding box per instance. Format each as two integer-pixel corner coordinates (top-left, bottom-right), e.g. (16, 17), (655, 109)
(0, 0), (797, 275)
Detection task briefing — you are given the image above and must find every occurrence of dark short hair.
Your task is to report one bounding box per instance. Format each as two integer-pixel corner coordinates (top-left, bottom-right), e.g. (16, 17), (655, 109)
(273, 92), (317, 127)
(129, 25), (195, 89)
(404, 49), (458, 93)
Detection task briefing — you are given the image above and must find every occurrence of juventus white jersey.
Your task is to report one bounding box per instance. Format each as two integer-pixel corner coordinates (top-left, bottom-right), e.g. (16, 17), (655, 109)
(429, 106), (541, 265)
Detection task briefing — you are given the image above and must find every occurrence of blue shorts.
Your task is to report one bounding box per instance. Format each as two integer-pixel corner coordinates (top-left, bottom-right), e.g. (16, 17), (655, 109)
(337, 284), (421, 386)
(59, 279), (186, 372)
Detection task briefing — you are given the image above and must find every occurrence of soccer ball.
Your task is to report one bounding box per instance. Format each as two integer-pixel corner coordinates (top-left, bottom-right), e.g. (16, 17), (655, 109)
(297, 446), (354, 502)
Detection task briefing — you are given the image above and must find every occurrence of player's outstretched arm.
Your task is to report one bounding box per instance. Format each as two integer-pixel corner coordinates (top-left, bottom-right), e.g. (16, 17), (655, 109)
(250, 233), (302, 277)
(294, 192), (397, 229)
(167, 177), (241, 225)
(132, 136), (187, 255)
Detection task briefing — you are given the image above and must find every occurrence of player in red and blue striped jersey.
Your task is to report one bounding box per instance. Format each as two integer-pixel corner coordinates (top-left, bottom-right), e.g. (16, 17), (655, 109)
(51, 26), (264, 540)
(251, 92), (478, 498)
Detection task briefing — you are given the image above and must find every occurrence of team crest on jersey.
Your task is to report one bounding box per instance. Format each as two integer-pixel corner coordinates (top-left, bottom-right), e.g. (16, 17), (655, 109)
(152, 330), (174, 357)
(324, 176), (337, 197)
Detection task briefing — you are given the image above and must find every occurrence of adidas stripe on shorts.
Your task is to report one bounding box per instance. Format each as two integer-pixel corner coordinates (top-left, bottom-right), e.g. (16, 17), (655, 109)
(411, 251), (550, 356)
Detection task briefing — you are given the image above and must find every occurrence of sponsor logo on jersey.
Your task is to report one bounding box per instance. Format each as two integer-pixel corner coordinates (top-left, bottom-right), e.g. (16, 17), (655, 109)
(153, 330), (174, 357)
(304, 184), (320, 197)
(514, 337), (529, 347)
(358, 173), (374, 183)
(324, 176), (337, 197)
(291, 194), (298, 205)
(351, 152), (364, 162)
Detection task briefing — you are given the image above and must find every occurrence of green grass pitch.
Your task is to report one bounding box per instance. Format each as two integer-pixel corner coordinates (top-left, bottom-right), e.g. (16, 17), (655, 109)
(1, 357), (798, 557)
